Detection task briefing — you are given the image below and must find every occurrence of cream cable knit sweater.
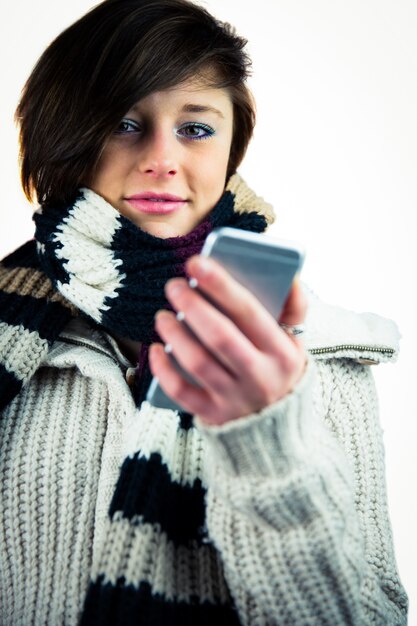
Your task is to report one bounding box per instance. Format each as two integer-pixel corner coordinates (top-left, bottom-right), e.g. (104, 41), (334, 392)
(0, 292), (408, 625)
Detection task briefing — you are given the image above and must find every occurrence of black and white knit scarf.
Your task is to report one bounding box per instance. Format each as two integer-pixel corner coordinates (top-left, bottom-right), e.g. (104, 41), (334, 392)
(0, 173), (274, 624)
(0, 173), (274, 410)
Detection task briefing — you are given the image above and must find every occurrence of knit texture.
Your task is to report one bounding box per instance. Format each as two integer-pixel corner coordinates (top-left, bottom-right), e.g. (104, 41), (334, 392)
(0, 314), (407, 624)
(0, 240), (76, 410)
(0, 173), (272, 411)
(33, 174), (273, 345)
(0, 175), (269, 623)
(0, 175), (408, 624)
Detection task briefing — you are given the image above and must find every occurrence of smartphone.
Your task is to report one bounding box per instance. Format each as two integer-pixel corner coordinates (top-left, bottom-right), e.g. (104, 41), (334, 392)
(146, 227), (305, 411)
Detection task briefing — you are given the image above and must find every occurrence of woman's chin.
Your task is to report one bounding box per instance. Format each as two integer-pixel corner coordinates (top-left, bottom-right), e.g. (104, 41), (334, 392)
(138, 222), (190, 239)
(129, 216), (200, 239)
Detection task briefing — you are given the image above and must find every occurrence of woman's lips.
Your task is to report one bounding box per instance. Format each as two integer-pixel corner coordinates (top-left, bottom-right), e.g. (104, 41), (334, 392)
(124, 193), (188, 214)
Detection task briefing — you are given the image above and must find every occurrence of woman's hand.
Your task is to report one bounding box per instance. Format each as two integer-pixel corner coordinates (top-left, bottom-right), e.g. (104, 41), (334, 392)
(149, 255), (307, 426)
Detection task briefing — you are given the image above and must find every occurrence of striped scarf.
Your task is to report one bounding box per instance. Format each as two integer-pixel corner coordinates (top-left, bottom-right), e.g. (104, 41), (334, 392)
(0, 173), (275, 624)
(0, 173), (274, 411)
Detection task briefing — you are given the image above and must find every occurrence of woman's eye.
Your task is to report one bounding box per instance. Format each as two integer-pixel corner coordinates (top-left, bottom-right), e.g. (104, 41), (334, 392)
(114, 119), (141, 134)
(178, 123), (215, 140)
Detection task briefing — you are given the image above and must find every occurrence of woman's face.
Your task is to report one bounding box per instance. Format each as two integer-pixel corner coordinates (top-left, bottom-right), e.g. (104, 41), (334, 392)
(90, 77), (234, 238)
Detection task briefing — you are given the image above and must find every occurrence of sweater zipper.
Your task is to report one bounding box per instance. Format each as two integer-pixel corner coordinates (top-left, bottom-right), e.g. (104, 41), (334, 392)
(309, 344), (395, 358)
(60, 336), (395, 364)
(59, 336), (122, 367)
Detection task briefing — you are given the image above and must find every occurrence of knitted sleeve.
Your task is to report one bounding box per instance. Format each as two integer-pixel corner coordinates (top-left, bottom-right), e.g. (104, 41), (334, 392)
(196, 358), (408, 625)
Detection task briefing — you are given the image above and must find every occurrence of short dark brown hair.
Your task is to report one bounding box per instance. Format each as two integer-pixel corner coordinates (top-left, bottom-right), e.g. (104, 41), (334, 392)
(16, 0), (256, 207)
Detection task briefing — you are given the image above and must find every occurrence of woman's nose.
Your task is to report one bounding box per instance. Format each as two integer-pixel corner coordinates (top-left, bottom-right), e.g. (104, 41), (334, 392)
(137, 131), (178, 178)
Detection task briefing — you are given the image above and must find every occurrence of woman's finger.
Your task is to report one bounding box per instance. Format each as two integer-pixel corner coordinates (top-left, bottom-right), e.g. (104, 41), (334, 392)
(164, 279), (264, 375)
(164, 275), (305, 395)
(148, 343), (228, 421)
(279, 278), (307, 326)
(184, 255), (297, 353)
(154, 309), (236, 392)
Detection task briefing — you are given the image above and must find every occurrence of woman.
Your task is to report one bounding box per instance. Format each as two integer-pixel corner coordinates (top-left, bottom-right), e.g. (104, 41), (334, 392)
(0, 0), (408, 624)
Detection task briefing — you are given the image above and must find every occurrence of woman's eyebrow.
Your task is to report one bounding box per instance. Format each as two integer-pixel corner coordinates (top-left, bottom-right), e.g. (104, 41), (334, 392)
(181, 103), (225, 118)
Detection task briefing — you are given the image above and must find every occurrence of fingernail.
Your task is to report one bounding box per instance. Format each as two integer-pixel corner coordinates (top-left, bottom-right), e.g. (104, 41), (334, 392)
(196, 256), (211, 274)
(188, 255), (211, 277)
(154, 309), (169, 321)
(166, 279), (184, 298)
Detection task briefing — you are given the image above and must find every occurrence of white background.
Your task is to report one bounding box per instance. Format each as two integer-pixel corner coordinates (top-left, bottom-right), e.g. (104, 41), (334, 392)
(1, 0), (416, 620)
